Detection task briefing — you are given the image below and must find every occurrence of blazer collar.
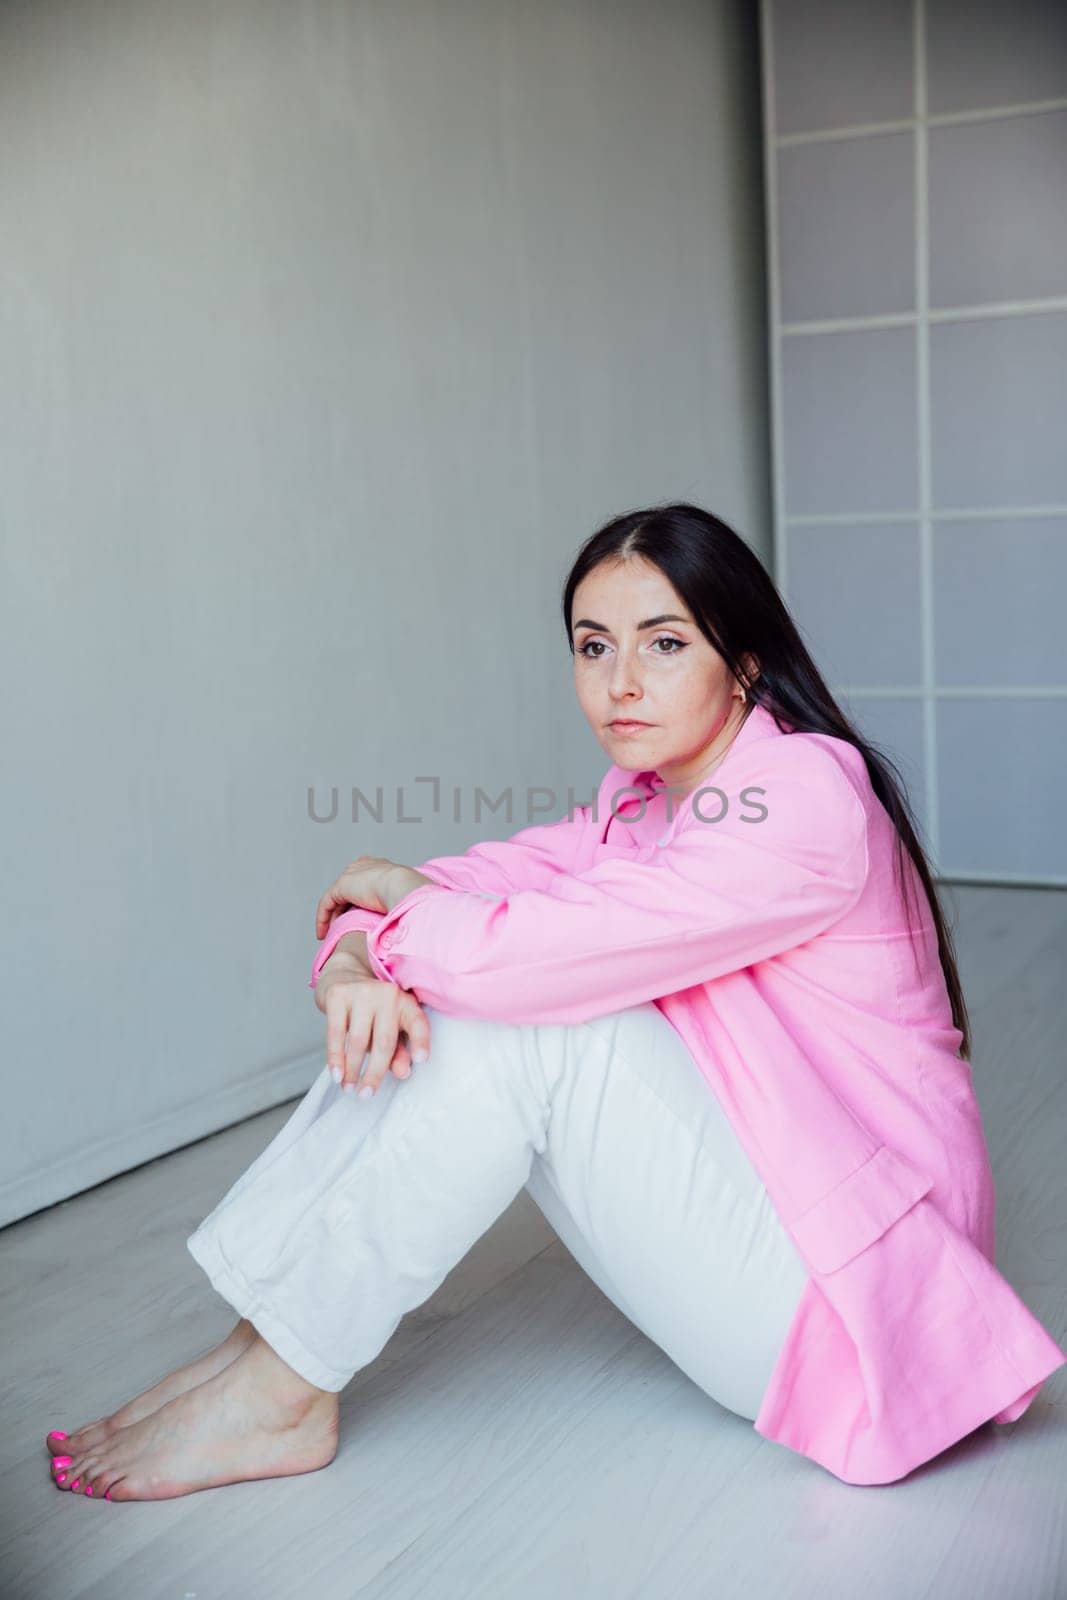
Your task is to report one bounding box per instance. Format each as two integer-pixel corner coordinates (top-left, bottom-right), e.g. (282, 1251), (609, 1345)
(639, 700), (789, 791)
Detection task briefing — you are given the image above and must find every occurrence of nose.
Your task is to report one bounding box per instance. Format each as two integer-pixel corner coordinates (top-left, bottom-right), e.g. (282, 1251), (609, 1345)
(609, 646), (646, 696)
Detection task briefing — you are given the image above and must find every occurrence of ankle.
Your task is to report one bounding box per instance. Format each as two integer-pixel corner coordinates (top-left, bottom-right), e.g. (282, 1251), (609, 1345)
(243, 1336), (337, 1420)
(277, 1385), (339, 1439)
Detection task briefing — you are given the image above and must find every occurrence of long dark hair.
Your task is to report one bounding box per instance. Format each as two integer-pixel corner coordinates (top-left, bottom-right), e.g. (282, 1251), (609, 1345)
(560, 502), (971, 1061)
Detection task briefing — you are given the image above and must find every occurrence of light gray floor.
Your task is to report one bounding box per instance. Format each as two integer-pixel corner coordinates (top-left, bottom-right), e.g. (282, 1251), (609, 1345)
(3, 884), (1065, 1600)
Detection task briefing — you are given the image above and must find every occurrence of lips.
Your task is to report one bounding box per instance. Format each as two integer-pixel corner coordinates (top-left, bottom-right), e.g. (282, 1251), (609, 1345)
(609, 720), (652, 730)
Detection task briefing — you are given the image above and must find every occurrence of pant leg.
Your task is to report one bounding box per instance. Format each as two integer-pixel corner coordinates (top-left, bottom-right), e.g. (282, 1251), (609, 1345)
(187, 1001), (807, 1416)
(186, 1007), (568, 1391)
(523, 1001), (811, 1422)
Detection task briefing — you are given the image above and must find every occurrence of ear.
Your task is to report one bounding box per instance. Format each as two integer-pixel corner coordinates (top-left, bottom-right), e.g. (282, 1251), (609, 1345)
(739, 651), (761, 691)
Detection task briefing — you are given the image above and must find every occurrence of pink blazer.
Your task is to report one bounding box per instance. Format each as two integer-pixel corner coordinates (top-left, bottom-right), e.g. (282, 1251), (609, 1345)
(309, 701), (1065, 1485)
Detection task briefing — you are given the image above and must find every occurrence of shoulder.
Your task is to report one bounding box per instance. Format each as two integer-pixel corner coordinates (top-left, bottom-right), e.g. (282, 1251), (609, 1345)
(737, 721), (862, 789)
(696, 727), (869, 853)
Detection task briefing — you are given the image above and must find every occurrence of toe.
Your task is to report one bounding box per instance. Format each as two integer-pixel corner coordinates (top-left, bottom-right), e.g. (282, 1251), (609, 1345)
(48, 1426), (85, 1457)
(75, 1451), (121, 1500)
(58, 1452), (93, 1494)
(48, 1429), (92, 1457)
(63, 1420), (108, 1455)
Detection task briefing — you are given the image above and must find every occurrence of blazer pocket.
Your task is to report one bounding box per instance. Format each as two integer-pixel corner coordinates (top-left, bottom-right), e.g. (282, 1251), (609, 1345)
(787, 1144), (936, 1275)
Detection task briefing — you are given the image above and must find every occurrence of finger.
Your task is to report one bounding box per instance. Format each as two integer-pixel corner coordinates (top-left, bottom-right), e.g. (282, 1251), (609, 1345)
(315, 888), (343, 940)
(324, 987), (352, 1079)
(354, 1000), (400, 1098)
(390, 1034), (413, 1082)
(400, 996), (432, 1065)
(341, 1008), (373, 1093)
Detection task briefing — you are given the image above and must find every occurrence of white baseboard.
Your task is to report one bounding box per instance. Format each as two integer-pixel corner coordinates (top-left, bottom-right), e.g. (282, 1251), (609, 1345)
(0, 1048), (325, 1230)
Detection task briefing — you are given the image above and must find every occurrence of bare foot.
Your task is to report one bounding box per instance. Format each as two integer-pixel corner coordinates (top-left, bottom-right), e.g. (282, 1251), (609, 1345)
(45, 1317), (257, 1458)
(49, 1333), (339, 1501)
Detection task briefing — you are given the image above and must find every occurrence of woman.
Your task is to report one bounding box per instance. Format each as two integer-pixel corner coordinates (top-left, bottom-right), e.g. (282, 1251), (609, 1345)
(45, 503), (1065, 1500)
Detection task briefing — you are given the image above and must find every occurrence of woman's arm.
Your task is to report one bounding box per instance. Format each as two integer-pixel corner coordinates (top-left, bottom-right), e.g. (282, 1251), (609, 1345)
(411, 804), (596, 896)
(331, 929), (375, 971)
(309, 907), (384, 988)
(358, 750), (870, 1026)
(308, 803), (597, 989)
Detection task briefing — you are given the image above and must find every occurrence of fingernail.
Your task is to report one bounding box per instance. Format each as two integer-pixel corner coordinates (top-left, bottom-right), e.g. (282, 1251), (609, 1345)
(358, 1084), (374, 1099)
(413, 1050), (428, 1063)
(47, 1430), (68, 1440)
(329, 1065), (343, 1084)
(342, 1082), (356, 1094)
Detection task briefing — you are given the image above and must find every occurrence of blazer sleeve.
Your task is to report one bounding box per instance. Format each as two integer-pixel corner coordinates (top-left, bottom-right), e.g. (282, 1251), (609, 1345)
(360, 754), (870, 1025)
(307, 804), (595, 989)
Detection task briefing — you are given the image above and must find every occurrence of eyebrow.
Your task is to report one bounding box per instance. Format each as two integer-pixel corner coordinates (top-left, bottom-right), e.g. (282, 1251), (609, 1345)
(573, 613), (691, 633)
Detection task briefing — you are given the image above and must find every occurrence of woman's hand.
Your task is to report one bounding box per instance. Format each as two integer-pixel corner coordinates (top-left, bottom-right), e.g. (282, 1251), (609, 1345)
(314, 857), (435, 939)
(313, 948), (432, 1095)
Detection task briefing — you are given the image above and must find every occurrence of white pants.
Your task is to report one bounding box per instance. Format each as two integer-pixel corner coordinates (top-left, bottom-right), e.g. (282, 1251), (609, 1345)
(187, 1000), (810, 1423)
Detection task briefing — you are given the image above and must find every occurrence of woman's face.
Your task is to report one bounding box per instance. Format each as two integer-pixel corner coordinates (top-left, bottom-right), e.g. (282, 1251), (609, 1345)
(571, 556), (754, 794)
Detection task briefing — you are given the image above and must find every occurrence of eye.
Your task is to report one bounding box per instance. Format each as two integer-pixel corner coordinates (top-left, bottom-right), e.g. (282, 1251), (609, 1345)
(576, 635), (689, 658)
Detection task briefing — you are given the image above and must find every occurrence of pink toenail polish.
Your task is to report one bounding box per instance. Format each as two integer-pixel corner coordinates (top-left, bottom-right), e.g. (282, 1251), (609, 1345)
(85, 1485), (94, 1496)
(53, 1456), (72, 1467)
(104, 1490), (113, 1501)
(47, 1431), (68, 1440)
(56, 1472), (66, 1483)
(71, 1480), (80, 1491)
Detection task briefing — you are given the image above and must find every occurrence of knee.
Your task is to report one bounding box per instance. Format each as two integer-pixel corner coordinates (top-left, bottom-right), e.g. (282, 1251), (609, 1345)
(414, 1006), (526, 1082)
(412, 1006), (558, 1133)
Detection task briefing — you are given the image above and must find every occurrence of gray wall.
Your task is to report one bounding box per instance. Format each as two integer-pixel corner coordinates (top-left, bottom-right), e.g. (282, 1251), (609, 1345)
(761, 0), (1067, 884)
(0, 0), (770, 1224)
